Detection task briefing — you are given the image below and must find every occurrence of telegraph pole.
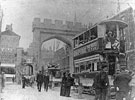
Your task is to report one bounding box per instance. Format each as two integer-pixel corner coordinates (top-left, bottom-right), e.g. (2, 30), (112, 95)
(117, 0), (120, 13)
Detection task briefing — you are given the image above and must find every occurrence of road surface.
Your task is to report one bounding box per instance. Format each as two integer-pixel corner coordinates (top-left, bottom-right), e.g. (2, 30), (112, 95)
(0, 82), (94, 100)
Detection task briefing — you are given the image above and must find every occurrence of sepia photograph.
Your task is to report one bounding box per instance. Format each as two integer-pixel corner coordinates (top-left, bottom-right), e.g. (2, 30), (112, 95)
(0, 0), (135, 100)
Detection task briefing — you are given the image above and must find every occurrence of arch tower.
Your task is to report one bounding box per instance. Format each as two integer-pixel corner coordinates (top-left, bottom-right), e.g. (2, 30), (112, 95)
(32, 18), (85, 74)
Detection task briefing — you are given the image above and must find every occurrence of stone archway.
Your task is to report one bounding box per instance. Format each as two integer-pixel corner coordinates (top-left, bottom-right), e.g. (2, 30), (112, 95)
(42, 35), (72, 47)
(41, 35), (72, 73)
(32, 18), (85, 74)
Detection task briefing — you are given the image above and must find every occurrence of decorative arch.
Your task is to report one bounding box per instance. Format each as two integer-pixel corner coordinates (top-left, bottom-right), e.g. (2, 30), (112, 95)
(32, 18), (85, 74)
(41, 35), (72, 47)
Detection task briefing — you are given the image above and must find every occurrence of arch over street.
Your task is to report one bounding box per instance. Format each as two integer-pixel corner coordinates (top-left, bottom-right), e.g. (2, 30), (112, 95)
(32, 18), (85, 74)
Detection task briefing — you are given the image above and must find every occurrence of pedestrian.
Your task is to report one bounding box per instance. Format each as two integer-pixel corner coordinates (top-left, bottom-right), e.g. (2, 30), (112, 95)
(60, 72), (67, 96)
(92, 65), (109, 100)
(36, 71), (43, 92)
(65, 73), (74, 97)
(113, 66), (132, 100)
(1, 72), (5, 88)
(22, 75), (26, 89)
(43, 72), (49, 92)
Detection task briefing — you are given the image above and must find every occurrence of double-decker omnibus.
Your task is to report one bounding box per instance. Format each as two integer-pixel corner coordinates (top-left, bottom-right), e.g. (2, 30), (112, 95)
(73, 20), (128, 94)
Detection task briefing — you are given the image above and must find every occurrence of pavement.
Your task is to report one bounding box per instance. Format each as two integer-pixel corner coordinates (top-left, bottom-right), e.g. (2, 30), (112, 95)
(0, 82), (94, 100)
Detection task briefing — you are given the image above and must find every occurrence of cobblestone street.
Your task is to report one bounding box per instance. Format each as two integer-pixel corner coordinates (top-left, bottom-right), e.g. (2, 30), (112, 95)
(0, 82), (94, 100)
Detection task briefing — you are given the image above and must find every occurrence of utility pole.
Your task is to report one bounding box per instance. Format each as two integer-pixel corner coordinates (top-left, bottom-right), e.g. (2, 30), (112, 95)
(117, 0), (120, 13)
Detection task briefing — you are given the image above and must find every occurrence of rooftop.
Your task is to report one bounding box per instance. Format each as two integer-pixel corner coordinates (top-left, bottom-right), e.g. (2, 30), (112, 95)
(1, 30), (20, 37)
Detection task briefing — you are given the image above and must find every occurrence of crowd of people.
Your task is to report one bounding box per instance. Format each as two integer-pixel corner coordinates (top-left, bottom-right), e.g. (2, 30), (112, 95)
(20, 64), (135, 100)
(21, 71), (75, 97)
(21, 71), (49, 92)
(92, 64), (135, 100)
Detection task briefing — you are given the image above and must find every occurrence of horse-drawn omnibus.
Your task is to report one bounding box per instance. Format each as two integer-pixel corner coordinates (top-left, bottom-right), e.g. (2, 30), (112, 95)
(73, 19), (128, 95)
(47, 64), (61, 88)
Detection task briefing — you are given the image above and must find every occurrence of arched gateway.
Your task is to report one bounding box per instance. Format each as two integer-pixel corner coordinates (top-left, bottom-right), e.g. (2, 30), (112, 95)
(32, 18), (85, 74)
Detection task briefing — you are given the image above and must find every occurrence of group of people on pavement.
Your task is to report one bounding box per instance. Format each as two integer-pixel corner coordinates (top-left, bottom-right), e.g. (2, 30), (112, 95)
(22, 70), (75, 97)
(92, 63), (135, 100)
(60, 72), (74, 97)
(21, 71), (50, 92)
(36, 71), (49, 92)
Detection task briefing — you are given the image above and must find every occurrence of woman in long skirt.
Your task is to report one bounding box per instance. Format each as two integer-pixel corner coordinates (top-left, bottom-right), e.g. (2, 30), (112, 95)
(60, 73), (67, 96)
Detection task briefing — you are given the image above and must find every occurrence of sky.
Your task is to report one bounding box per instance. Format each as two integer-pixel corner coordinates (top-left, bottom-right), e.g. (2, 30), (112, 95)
(0, 0), (134, 49)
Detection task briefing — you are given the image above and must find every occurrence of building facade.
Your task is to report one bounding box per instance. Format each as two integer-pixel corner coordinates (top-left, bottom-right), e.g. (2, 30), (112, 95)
(0, 24), (20, 64)
(0, 24), (20, 81)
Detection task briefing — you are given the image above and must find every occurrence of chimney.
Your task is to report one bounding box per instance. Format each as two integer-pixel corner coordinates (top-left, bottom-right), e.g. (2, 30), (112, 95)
(6, 24), (13, 31)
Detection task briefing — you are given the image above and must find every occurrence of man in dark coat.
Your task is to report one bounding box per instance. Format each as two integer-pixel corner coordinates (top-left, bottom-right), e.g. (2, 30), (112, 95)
(60, 72), (67, 96)
(43, 72), (49, 92)
(36, 71), (43, 92)
(65, 73), (74, 97)
(22, 75), (26, 89)
(113, 67), (132, 100)
(93, 65), (109, 100)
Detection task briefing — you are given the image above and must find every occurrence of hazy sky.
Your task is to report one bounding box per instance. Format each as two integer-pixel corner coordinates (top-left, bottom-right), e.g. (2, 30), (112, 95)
(0, 0), (133, 49)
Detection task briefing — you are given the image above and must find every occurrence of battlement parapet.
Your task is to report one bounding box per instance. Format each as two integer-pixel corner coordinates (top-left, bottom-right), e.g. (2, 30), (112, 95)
(32, 18), (85, 32)
(44, 19), (52, 25)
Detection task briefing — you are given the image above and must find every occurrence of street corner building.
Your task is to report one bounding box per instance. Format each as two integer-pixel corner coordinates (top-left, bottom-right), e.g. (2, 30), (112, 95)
(0, 24), (21, 82)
